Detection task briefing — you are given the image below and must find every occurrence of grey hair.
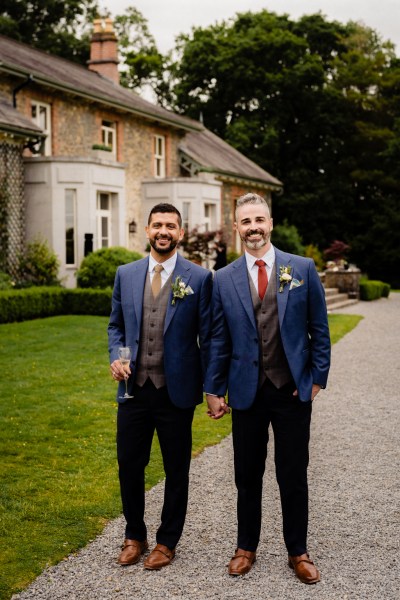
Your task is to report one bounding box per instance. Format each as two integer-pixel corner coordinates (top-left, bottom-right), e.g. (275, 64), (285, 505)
(235, 193), (271, 221)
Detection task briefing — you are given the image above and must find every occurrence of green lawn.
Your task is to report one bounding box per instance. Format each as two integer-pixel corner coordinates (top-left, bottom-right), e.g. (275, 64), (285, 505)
(0, 312), (362, 599)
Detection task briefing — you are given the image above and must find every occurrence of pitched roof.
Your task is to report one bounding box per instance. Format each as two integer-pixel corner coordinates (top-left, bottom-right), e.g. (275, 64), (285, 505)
(0, 34), (282, 187)
(0, 34), (201, 132)
(180, 128), (282, 188)
(0, 98), (44, 138)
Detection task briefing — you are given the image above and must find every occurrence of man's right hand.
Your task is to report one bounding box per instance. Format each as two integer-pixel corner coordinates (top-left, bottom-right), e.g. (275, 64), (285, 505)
(206, 394), (230, 419)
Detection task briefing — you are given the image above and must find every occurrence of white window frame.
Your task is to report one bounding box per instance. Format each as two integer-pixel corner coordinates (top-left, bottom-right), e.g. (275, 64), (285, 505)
(96, 192), (112, 249)
(154, 135), (166, 178)
(31, 100), (51, 156)
(65, 189), (77, 266)
(182, 202), (191, 232)
(204, 203), (217, 232)
(101, 120), (117, 156)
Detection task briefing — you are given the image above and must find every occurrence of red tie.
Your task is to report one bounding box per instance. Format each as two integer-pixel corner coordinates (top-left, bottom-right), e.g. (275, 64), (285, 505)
(255, 259), (268, 300)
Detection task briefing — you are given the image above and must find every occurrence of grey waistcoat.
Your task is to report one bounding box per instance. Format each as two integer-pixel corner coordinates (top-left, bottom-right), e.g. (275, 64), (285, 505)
(135, 272), (172, 388)
(249, 263), (293, 389)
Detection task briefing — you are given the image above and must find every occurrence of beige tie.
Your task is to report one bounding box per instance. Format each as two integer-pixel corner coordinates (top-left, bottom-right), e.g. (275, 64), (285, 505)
(152, 264), (164, 297)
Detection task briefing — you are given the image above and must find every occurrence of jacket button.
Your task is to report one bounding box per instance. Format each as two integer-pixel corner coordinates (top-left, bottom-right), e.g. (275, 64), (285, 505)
(253, 361), (258, 366)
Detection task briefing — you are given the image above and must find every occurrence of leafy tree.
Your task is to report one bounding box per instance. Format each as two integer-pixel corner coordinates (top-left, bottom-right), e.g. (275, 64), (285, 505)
(0, 0), (99, 63)
(166, 10), (400, 284)
(113, 6), (168, 100)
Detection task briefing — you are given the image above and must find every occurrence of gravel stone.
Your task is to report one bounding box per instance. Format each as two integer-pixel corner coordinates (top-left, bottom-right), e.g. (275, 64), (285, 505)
(12, 295), (400, 599)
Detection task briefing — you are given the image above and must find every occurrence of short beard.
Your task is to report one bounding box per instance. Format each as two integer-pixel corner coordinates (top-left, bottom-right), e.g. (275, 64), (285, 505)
(149, 237), (178, 255)
(241, 230), (270, 250)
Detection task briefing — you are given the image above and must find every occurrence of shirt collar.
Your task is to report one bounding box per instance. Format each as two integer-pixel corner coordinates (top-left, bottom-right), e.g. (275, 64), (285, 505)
(245, 245), (275, 270)
(149, 252), (178, 276)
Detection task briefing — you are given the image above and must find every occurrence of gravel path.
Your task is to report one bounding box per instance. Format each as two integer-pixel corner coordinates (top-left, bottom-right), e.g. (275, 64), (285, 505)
(13, 295), (400, 600)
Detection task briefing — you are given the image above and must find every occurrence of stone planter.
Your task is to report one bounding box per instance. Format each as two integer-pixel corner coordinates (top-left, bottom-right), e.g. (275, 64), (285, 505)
(324, 268), (361, 297)
(92, 149), (114, 161)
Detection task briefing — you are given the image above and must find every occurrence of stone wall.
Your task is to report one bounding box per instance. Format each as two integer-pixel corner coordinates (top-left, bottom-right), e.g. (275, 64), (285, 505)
(3, 78), (183, 254)
(325, 268), (361, 298)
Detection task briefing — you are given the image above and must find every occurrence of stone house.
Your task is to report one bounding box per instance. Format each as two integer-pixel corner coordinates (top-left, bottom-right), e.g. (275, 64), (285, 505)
(0, 19), (282, 287)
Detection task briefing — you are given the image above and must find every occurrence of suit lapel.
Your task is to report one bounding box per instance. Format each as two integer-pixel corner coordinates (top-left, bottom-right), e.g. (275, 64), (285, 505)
(131, 257), (149, 328)
(164, 254), (192, 333)
(230, 255), (257, 331)
(274, 247), (292, 327)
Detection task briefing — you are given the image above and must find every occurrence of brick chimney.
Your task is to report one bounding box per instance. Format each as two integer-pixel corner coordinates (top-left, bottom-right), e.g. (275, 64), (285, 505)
(88, 18), (119, 84)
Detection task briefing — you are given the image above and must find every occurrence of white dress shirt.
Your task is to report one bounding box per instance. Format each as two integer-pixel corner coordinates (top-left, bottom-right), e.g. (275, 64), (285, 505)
(245, 246), (275, 287)
(148, 253), (177, 288)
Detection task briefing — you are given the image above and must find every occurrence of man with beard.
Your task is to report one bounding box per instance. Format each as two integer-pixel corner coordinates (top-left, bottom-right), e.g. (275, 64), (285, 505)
(205, 193), (330, 583)
(108, 203), (212, 570)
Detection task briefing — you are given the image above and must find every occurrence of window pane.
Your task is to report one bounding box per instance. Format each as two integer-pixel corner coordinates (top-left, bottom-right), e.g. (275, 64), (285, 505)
(101, 216), (108, 237)
(65, 190), (75, 264)
(100, 194), (109, 210)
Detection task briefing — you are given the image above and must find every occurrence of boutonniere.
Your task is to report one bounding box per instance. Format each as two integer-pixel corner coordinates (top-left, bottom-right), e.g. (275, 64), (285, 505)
(171, 276), (194, 305)
(279, 265), (292, 292)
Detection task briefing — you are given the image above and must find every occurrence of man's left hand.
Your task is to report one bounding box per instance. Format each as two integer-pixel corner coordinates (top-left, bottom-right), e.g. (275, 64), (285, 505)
(293, 384), (322, 402)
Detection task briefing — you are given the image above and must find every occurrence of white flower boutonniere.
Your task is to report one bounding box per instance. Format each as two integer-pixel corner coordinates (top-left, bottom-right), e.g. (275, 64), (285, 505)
(171, 276), (194, 305)
(279, 265), (293, 292)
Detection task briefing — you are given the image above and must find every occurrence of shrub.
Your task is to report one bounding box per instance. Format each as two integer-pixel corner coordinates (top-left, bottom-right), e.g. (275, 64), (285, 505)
(0, 287), (65, 322)
(62, 288), (112, 316)
(227, 251), (241, 264)
(323, 240), (351, 264)
(359, 280), (390, 301)
(304, 244), (325, 271)
(180, 228), (217, 264)
(381, 283), (391, 298)
(0, 271), (14, 290)
(76, 247), (143, 289)
(271, 220), (304, 255)
(17, 237), (60, 287)
(0, 287), (113, 323)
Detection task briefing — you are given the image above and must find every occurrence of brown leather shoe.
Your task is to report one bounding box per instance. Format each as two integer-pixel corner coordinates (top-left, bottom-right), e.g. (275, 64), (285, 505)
(228, 548), (256, 576)
(143, 543), (175, 570)
(288, 553), (321, 584)
(117, 539), (148, 565)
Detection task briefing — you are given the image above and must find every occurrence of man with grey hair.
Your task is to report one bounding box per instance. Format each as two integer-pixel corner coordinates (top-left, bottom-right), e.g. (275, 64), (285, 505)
(205, 193), (330, 582)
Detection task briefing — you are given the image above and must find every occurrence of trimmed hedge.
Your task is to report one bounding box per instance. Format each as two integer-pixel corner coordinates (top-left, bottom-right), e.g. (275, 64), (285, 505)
(0, 287), (112, 324)
(359, 280), (391, 301)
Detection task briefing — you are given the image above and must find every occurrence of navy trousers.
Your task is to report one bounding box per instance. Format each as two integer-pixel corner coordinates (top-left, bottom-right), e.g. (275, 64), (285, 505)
(117, 379), (195, 549)
(232, 378), (312, 556)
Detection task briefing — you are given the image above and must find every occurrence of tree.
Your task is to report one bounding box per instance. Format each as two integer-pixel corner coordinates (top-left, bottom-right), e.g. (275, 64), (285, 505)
(0, 0), (99, 63)
(165, 10), (400, 284)
(113, 6), (168, 100)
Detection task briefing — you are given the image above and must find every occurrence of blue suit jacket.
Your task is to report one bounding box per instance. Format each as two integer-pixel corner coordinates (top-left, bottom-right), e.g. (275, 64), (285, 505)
(108, 253), (213, 407)
(204, 247), (331, 408)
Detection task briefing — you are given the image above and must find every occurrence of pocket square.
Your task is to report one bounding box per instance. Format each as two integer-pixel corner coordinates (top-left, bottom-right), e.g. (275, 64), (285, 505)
(289, 278), (304, 290)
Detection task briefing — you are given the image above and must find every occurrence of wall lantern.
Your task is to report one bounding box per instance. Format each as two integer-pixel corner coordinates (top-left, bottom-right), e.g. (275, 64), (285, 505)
(129, 220), (137, 234)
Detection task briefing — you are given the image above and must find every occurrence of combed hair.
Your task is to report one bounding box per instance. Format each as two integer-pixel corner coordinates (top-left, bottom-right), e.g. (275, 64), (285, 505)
(235, 193), (270, 221)
(148, 203), (182, 227)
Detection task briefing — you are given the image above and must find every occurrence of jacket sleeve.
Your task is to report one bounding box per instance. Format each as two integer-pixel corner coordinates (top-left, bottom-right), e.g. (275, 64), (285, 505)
(204, 273), (233, 396)
(197, 269), (213, 378)
(107, 268), (126, 364)
(307, 261), (331, 387)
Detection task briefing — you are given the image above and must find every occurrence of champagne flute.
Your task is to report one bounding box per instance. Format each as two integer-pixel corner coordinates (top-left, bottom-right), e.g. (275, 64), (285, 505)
(118, 346), (133, 399)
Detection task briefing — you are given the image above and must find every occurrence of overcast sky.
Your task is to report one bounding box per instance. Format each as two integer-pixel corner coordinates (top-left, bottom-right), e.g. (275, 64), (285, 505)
(101, 0), (400, 54)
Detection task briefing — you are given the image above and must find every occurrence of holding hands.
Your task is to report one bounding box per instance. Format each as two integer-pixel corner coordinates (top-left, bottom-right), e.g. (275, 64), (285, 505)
(206, 394), (230, 419)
